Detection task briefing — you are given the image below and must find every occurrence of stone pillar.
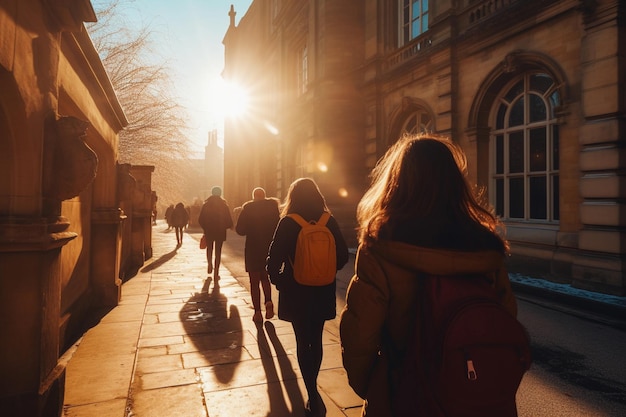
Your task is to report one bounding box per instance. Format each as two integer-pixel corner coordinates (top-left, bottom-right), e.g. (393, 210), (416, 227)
(129, 166), (154, 269)
(90, 208), (126, 307)
(574, 5), (626, 295)
(0, 218), (75, 416)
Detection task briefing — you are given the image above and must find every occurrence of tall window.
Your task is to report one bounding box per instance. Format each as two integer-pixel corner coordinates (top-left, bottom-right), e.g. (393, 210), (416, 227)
(399, 0), (429, 46)
(491, 73), (560, 222)
(297, 45), (308, 96)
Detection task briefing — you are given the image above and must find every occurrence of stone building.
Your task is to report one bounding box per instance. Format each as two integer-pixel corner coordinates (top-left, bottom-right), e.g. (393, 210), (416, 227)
(223, 0), (626, 295)
(0, 1), (152, 415)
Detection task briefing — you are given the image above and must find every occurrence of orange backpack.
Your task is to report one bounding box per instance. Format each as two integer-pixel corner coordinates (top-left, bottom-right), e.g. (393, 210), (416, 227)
(287, 213), (337, 286)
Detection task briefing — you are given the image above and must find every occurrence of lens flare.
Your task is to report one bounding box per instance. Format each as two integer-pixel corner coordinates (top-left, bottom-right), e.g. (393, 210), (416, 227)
(264, 121), (279, 135)
(210, 78), (249, 119)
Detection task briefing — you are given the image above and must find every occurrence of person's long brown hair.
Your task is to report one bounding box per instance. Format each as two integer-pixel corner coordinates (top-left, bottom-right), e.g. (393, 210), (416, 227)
(356, 134), (507, 250)
(281, 177), (329, 218)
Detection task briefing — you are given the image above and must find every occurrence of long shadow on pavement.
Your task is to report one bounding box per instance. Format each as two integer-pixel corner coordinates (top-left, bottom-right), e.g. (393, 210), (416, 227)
(256, 321), (306, 416)
(180, 277), (243, 383)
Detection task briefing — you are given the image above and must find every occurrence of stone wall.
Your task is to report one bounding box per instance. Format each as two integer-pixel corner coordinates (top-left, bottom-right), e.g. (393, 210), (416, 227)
(0, 1), (134, 415)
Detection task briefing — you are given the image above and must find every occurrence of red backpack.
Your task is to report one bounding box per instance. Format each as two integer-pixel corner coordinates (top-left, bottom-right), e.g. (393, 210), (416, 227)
(392, 274), (532, 417)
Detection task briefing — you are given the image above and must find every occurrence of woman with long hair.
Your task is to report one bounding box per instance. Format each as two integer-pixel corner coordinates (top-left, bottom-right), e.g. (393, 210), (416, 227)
(267, 178), (349, 417)
(339, 134), (518, 416)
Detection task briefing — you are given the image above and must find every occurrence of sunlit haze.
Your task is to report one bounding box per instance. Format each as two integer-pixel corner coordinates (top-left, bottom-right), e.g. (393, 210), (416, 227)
(108, 0), (254, 157)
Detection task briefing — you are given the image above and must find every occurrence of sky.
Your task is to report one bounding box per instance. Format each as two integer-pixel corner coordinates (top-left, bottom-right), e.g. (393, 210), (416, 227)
(93, 0), (254, 157)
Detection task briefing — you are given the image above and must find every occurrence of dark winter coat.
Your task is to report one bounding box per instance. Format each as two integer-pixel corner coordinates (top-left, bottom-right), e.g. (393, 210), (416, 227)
(235, 198), (280, 272)
(198, 196), (233, 242)
(339, 237), (517, 417)
(170, 204), (189, 228)
(267, 212), (349, 323)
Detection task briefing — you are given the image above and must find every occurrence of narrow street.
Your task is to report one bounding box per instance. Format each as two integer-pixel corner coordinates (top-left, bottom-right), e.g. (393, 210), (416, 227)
(514, 298), (626, 417)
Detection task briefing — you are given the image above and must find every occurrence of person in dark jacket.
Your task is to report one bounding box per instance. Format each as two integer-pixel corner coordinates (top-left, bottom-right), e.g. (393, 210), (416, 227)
(170, 202), (189, 246)
(164, 204), (174, 230)
(198, 186), (234, 277)
(339, 134), (518, 417)
(236, 187), (280, 323)
(267, 177), (349, 417)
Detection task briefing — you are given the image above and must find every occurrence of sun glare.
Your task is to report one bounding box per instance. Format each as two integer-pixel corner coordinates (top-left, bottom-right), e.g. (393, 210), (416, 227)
(211, 78), (250, 119)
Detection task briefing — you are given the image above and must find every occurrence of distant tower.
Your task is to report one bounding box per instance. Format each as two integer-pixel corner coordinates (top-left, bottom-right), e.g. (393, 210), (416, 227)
(204, 129), (224, 199)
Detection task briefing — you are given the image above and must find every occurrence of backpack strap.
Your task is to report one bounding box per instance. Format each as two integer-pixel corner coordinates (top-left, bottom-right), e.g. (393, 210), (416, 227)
(287, 213), (309, 227)
(287, 212), (331, 227)
(317, 212), (330, 226)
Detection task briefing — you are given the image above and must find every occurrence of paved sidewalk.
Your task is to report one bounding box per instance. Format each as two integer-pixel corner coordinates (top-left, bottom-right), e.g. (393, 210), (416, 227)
(63, 222), (363, 417)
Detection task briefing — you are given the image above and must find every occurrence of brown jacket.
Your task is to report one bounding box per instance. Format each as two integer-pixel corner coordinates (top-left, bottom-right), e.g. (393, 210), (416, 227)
(339, 240), (517, 417)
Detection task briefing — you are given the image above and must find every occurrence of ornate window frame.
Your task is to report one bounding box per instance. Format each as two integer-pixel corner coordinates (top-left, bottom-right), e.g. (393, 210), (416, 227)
(466, 51), (570, 224)
(490, 72), (561, 222)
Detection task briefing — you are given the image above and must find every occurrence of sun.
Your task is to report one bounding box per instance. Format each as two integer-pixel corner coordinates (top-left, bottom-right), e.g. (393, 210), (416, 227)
(210, 78), (250, 119)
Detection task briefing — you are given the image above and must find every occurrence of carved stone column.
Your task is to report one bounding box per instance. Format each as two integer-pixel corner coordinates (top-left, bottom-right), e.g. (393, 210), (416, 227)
(0, 217), (75, 416)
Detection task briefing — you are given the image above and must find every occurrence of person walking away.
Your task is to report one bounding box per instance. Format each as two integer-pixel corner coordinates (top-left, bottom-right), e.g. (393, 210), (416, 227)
(171, 202), (189, 246)
(164, 204), (174, 230)
(198, 186), (233, 278)
(267, 178), (349, 417)
(236, 187), (280, 323)
(339, 134), (520, 417)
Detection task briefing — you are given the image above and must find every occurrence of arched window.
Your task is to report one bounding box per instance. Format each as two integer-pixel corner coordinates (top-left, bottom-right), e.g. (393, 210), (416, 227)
(400, 108), (433, 135)
(491, 73), (560, 222)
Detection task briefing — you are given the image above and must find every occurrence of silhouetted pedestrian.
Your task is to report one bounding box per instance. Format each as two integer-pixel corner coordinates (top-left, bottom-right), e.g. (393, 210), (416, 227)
(198, 187), (233, 278)
(236, 187), (280, 323)
(164, 204), (174, 230)
(171, 202), (189, 246)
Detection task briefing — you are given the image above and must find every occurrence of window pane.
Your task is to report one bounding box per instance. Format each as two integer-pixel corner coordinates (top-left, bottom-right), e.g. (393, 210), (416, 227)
(405, 115), (417, 133)
(553, 175), (560, 220)
(549, 90), (560, 112)
(412, 0), (420, 18)
(509, 177), (524, 218)
(509, 131), (524, 173)
(496, 103), (506, 129)
(419, 112), (431, 132)
(496, 134), (504, 174)
(529, 94), (546, 122)
(404, 5), (410, 25)
(423, 13), (428, 31)
(530, 176), (547, 219)
(505, 80), (524, 102)
(509, 98), (524, 127)
(552, 125), (559, 170)
(422, 0), (428, 12)
(496, 178), (504, 217)
(529, 128), (546, 172)
(412, 19), (420, 37)
(530, 74), (553, 94)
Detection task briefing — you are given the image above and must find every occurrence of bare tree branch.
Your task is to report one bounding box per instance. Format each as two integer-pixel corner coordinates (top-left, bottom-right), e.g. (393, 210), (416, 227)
(87, 0), (194, 205)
